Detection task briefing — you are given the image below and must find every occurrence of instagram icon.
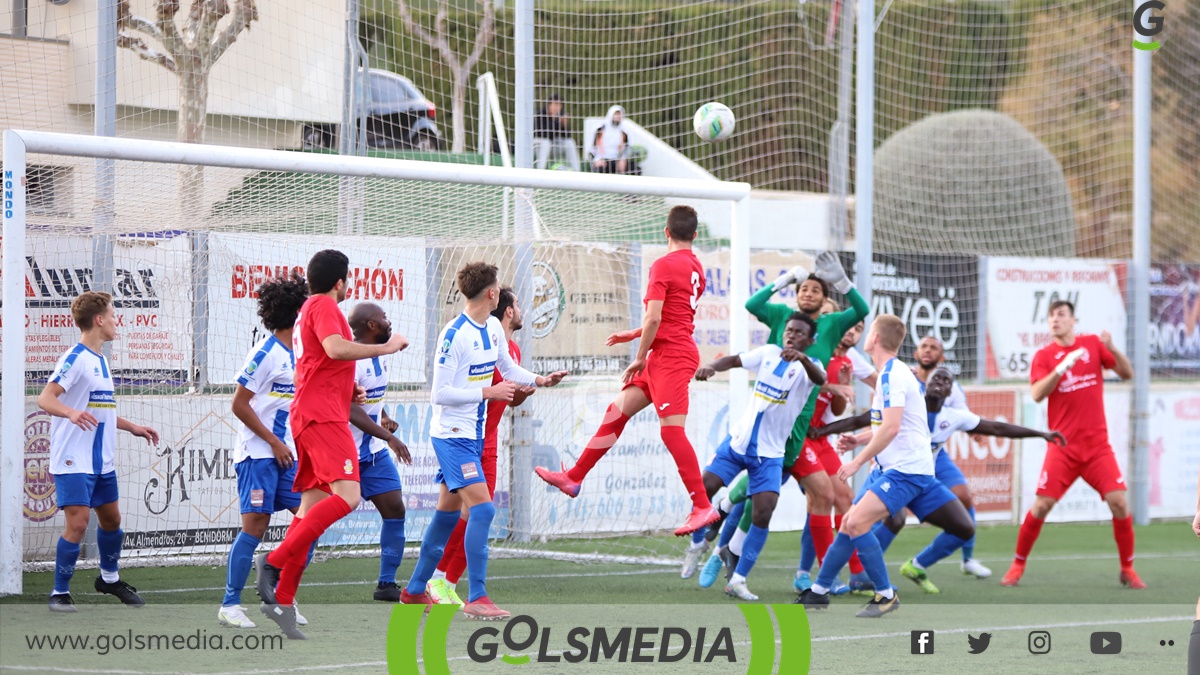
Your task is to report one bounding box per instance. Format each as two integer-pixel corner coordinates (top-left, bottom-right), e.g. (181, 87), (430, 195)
(1028, 631), (1052, 654)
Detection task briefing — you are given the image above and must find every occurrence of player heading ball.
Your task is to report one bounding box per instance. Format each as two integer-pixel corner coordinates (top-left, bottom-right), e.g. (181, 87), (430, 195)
(535, 205), (722, 538)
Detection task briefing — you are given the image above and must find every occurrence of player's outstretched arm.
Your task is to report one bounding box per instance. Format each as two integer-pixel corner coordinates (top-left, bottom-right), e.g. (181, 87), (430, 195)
(322, 331), (409, 361)
(606, 327), (642, 346)
(810, 411), (870, 439)
(350, 404), (411, 464)
(746, 267), (807, 325)
(813, 251), (869, 329)
(695, 354), (742, 381)
(971, 419), (1066, 446)
(117, 416), (159, 445)
(496, 340), (565, 388)
(1100, 330), (1135, 380)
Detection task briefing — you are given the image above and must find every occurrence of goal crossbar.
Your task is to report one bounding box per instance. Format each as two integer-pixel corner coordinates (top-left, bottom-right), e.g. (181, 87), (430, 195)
(1, 129), (752, 595)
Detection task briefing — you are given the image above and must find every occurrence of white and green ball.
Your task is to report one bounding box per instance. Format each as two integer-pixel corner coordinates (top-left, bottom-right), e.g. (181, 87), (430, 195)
(693, 102), (735, 142)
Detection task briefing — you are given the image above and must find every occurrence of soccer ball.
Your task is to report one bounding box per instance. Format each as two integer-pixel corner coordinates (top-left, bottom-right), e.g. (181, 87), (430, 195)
(693, 102), (736, 142)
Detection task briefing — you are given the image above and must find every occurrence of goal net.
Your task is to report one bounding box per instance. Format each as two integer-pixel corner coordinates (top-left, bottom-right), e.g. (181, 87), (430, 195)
(1, 131), (751, 592)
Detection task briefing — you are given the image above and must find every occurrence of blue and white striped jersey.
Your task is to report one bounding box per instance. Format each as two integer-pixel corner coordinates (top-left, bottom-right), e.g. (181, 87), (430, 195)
(353, 355), (389, 460)
(48, 344), (117, 475)
(871, 358), (934, 475)
(234, 335), (297, 463)
(729, 345), (824, 459)
(431, 313), (538, 441)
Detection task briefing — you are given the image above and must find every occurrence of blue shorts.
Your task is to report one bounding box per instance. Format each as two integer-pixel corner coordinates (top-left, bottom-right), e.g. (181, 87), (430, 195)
(432, 437), (486, 492)
(55, 472), (119, 509)
(934, 449), (968, 489)
(235, 457), (302, 514)
(360, 451), (403, 499)
(705, 436), (783, 496)
(855, 468), (958, 521)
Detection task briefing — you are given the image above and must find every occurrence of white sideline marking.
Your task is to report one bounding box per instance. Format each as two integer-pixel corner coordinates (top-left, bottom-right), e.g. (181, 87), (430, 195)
(5, 615), (1188, 674)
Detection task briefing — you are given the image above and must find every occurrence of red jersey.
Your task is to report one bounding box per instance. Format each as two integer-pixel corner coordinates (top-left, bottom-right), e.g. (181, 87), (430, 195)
(810, 354), (852, 431)
(290, 294), (355, 433)
(1029, 333), (1116, 445)
(484, 340), (522, 450)
(645, 249), (705, 353)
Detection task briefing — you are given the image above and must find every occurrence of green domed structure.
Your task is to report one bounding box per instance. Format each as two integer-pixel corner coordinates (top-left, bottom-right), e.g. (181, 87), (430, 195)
(873, 109), (1075, 256)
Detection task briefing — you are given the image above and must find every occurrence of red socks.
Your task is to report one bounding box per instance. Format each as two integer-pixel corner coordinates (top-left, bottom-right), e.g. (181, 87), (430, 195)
(269, 495), (353, 605)
(659, 425), (710, 509)
(567, 405), (631, 483)
(438, 518), (469, 584)
(810, 514), (835, 565)
(835, 515), (865, 574)
(1112, 515), (1135, 568)
(1014, 511), (1045, 563)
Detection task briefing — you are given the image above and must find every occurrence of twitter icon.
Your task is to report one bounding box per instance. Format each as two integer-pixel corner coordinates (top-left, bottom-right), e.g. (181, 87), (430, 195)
(968, 633), (992, 654)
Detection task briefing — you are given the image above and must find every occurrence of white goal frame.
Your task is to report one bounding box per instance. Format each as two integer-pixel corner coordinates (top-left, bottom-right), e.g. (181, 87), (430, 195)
(1, 129), (752, 595)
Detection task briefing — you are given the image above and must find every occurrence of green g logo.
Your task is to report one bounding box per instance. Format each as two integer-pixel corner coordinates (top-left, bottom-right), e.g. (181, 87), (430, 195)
(1133, 0), (1166, 50)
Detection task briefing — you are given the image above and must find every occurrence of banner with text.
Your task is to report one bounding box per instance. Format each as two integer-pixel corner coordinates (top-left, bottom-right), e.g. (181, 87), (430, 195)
(985, 257), (1127, 380)
(840, 253), (980, 380)
(1148, 389), (1200, 519)
(1149, 264), (1200, 377)
(206, 234), (427, 383)
(949, 389), (1019, 520)
(3, 234), (192, 374)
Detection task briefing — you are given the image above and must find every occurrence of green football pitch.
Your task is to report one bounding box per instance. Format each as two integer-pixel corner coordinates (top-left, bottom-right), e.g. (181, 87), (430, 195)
(2, 522), (1196, 674)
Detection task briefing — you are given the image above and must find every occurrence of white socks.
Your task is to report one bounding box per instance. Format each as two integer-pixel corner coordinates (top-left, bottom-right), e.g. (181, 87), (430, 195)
(729, 527), (747, 556)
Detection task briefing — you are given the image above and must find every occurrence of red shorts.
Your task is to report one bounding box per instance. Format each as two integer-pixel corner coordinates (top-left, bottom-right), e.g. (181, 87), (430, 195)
(625, 348), (698, 418)
(812, 437), (843, 474)
(293, 421), (360, 493)
(481, 443), (498, 498)
(1036, 436), (1126, 501)
(791, 440), (826, 480)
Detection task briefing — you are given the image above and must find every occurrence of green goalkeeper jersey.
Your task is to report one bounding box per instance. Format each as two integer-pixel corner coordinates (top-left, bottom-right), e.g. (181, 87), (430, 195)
(744, 284), (869, 466)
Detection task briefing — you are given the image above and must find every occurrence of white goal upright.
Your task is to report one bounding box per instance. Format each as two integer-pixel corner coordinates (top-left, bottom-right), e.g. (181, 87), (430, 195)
(1, 129), (751, 595)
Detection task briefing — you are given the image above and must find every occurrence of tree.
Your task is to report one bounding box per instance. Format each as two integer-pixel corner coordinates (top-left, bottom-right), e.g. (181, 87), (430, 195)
(393, 0), (495, 153)
(117, 0), (259, 207)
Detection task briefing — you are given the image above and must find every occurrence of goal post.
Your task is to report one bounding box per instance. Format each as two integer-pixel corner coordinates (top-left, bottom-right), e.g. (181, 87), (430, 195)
(1, 129), (751, 596)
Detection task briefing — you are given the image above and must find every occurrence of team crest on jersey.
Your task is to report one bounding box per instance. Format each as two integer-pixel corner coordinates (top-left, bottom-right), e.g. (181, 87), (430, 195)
(473, 340), (480, 350)
(59, 360), (72, 375)
(94, 367), (101, 376)
(245, 360), (259, 375)
(441, 338), (452, 354)
(940, 421), (950, 429)
(343, 459), (354, 474)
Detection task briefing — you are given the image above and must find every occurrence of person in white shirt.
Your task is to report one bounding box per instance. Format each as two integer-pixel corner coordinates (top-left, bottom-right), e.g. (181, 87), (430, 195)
(816, 366), (1065, 592)
(37, 291), (159, 613)
(345, 302), (413, 603)
(220, 275), (308, 629)
(694, 312), (826, 601)
(797, 315), (972, 618)
(401, 262), (567, 620)
(591, 105), (630, 174)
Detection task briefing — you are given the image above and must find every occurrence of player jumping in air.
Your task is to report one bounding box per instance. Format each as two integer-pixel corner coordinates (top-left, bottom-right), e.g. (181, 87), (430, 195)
(816, 366), (1065, 593)
(535, 205), (720, 537)
(346, 303), (414, 602)
(693, 313), (826, 600)
(255, 250), (408, 639)
(220, 275), (310, 629)
(696, 252), (868, 589)
(796, 315), (973, 618)
(39, 291), (160, 613)
(427, 286), (534, 607)
(403, 264), (566, 620)
(1001, 299), (1142, 589)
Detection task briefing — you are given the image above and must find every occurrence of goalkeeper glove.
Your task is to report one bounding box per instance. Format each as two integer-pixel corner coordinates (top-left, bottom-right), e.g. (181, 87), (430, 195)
(1054, 347), (1088, 376)
(814, 251), (853, 294)
(771, 265), (809, 292)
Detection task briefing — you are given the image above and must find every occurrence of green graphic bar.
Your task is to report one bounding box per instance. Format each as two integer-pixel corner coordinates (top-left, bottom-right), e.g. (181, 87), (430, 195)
(738, 604), (775, 675)
(421, 605), (458, 675)
(387, 605), (426, 675)
(771, 604), (812, 674)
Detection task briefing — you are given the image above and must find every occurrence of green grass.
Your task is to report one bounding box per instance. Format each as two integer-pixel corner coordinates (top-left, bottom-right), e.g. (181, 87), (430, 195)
(2, 522), (1195, 673)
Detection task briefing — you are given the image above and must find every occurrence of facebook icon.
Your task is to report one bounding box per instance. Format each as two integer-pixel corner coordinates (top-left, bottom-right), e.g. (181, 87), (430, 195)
(911, 630), (935, 654)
